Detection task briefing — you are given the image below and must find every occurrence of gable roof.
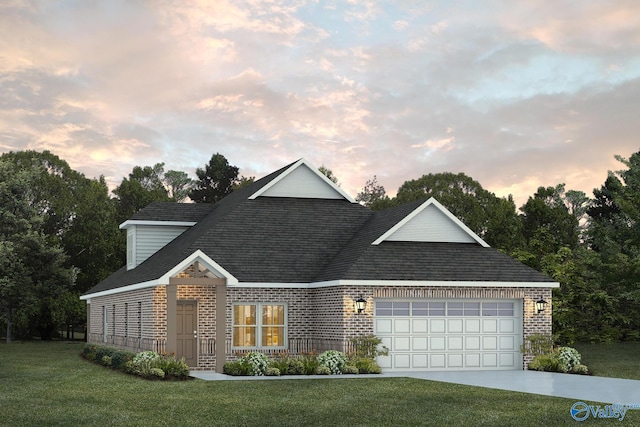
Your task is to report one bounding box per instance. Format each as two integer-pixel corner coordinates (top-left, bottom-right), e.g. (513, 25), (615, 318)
(83, 160), (556, 299)
(249, 158), (356, 202)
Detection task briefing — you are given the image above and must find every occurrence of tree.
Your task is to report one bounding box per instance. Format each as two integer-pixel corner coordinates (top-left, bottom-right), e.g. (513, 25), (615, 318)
(318, 165), (339, 185)
(519, 184), (580, 267)
(0, 161), (76, 342)
(356, 176), (391, 210)
(113, 163), (171, 223)
(393, 172), (523, 250)
(164, 170), (194, 202)
(189, 153), (240, 203)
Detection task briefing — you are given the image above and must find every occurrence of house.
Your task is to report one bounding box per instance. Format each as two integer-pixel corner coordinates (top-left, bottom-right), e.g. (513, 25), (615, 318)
(81, 159), (558, 372)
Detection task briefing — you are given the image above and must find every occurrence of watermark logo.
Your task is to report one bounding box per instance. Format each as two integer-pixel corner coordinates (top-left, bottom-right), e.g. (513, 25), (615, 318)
(570, 401), (640, 422)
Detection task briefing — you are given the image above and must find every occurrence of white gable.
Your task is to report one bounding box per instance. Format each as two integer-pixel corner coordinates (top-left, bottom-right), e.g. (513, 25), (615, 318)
(372, 198), (489, 247)
(249, 159), (356, 202)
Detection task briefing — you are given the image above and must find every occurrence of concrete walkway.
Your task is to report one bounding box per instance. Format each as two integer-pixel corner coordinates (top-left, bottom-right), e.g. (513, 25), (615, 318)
(190, 370), (640, 405)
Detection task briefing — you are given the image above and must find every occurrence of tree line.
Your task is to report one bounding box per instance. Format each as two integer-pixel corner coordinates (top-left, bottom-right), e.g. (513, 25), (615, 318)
(1, 149), (639, 344)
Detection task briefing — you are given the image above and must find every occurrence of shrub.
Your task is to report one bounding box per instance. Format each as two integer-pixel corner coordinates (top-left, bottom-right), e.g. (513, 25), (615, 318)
(342, 365), (359, 375)
(354, 357), (382, 374)
(265, 367), (281, 376)
(350, 335), (389, 358)
(101, 356), (112, 367)
(556, 347), (581, 372)
(82, 344), (98, 361)
(286, 358), (305, 375)
(299, 352), (319, 375)
(223, 360), (248, 376)
(133, 351), (160, 364)
(317, 350), (348, 375)
(239, 352), (270, 376)
(315, 365), (331, 375)
(149, 368), (165, 379)
(528, 354), (561, 372)
(571, 364), (589, 375)
(270, 352), (291, 375)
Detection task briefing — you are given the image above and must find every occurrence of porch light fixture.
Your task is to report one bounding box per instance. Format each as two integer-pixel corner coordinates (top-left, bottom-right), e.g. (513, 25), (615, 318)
(355, 296), (367, 314)
(535, 297), (548, 314)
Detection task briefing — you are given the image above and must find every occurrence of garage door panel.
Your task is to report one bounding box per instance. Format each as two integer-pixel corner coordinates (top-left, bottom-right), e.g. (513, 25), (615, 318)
(376, 319), (392, 334)
(393, 354), (411, 369)
(448, 336), (463, 351)
(375, 299), (522, 371)
(448, 319), (463, 333)
(465, 336), (480, 350)
(465, 319), (480, 333)
(431, 337), (446, 350)
(430, 319), (446, 333)
(430, 354), (446, 368)
(413, 337), (428, 351)
(500, 353), (515, 367)
(394, 336), (411, 351)
(466, 353), (481, 368)
(448, 354), (463, 368)
(412, 319), (428, 333)
(482, 353), (498, 367)
(482, 319), (497, 333)
(394, 319), (411, 333)
(412, 354), (429, 368)
(482, 336), (498, 350)
(499, 319), (515, 333)
(500, 336), (515, 350)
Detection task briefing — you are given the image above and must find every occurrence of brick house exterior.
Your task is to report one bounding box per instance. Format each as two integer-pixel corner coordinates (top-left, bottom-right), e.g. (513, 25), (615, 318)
(82, 159), (557, 372)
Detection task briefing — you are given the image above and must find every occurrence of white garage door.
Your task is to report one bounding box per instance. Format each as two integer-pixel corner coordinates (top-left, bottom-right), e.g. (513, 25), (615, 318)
(374, 300), (522, 371)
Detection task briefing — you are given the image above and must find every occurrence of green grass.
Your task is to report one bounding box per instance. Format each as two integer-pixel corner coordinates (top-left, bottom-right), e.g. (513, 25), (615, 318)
(575, 341), (640, 380)
(0, 341), (638, 426)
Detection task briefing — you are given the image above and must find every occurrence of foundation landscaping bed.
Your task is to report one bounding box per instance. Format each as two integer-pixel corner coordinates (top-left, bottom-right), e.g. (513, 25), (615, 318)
(82, 343), (190, 380)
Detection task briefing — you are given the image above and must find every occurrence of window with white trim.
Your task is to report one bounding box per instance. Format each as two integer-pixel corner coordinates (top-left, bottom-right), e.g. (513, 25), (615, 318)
(232, 303), (286, 349)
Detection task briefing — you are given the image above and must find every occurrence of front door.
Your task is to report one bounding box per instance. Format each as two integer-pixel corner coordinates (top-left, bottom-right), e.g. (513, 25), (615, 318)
(177, 301), (197, 367)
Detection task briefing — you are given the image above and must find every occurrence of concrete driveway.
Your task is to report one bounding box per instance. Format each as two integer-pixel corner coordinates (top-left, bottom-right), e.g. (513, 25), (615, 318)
(191, 369), (640, 405)
(385, 370), (640, 405)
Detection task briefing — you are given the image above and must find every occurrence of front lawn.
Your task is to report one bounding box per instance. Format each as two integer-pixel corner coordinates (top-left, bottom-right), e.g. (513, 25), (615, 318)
(0, 341), (636, 426)
(575, 341), (640, 380)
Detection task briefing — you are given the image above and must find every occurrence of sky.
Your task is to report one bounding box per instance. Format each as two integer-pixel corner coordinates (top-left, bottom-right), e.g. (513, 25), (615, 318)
(1, 0), (640, 207)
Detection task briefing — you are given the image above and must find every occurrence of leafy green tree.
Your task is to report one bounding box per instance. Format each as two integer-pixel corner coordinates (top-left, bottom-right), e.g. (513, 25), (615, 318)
(394, 172), (523, 250)
(356, 176), (392, 210)
(0, 161), (76, 342)
(164, 170), (194, 202)
(189, 153), (240, 203)
(519, 184), (580, 268)
(113, 163), (171, 223)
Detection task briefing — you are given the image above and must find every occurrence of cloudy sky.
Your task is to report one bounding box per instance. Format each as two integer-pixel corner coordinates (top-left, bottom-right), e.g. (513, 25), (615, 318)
(2, 1), (639, 206)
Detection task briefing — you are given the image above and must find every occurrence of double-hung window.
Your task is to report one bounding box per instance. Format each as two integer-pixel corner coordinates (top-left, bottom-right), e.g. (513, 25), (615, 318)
(232, 303), (286, 349)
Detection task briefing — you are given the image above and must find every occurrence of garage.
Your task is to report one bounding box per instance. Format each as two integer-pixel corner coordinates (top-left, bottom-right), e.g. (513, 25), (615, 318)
(374, 299), (523, 371)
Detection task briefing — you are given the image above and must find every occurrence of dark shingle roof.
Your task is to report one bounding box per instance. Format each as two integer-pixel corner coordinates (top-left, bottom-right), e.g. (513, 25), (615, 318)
(128, 202), (215, 223)
(85, 163), (554, 296)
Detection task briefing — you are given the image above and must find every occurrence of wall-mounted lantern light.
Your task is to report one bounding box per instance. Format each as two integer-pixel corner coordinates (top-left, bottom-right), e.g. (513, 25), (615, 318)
(355, 296), (367, 314)
(535, 297), (548, 314)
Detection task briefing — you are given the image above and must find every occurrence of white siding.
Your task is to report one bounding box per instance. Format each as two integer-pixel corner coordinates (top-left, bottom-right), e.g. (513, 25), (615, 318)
(127, 225), (189, 270)
(133, 225), (189, 267)
(385, 204), (476, 243)
(260, 164), (344, 199)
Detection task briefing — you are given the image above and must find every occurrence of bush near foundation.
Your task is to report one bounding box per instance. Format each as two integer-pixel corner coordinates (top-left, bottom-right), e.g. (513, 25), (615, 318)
(82, 344), (189, 380)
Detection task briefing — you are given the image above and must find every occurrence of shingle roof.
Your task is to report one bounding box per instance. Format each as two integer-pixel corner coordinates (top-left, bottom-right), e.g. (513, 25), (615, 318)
(128, 202), (215, 223)
(85, 162), (554, 296)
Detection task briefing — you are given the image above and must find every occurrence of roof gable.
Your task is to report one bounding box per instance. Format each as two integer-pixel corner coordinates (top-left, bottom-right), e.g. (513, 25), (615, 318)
(372, 197), (489, 247)
(249, 159), (356, 202)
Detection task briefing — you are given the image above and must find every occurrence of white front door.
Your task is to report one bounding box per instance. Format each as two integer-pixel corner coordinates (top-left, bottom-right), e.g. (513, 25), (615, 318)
(374, 299), (523, 371)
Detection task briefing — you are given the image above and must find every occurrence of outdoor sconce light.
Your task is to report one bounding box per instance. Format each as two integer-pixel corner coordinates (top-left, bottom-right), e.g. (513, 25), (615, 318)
(535, 297), (548, 314)
(355, 296), (367, 314)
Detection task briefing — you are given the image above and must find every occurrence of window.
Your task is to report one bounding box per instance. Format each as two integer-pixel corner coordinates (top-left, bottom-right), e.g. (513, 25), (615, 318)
(233, 303), (286, 349)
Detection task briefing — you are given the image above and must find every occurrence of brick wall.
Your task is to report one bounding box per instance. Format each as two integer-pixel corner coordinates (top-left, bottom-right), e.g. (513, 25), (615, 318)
(88, 284), (553, 371)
